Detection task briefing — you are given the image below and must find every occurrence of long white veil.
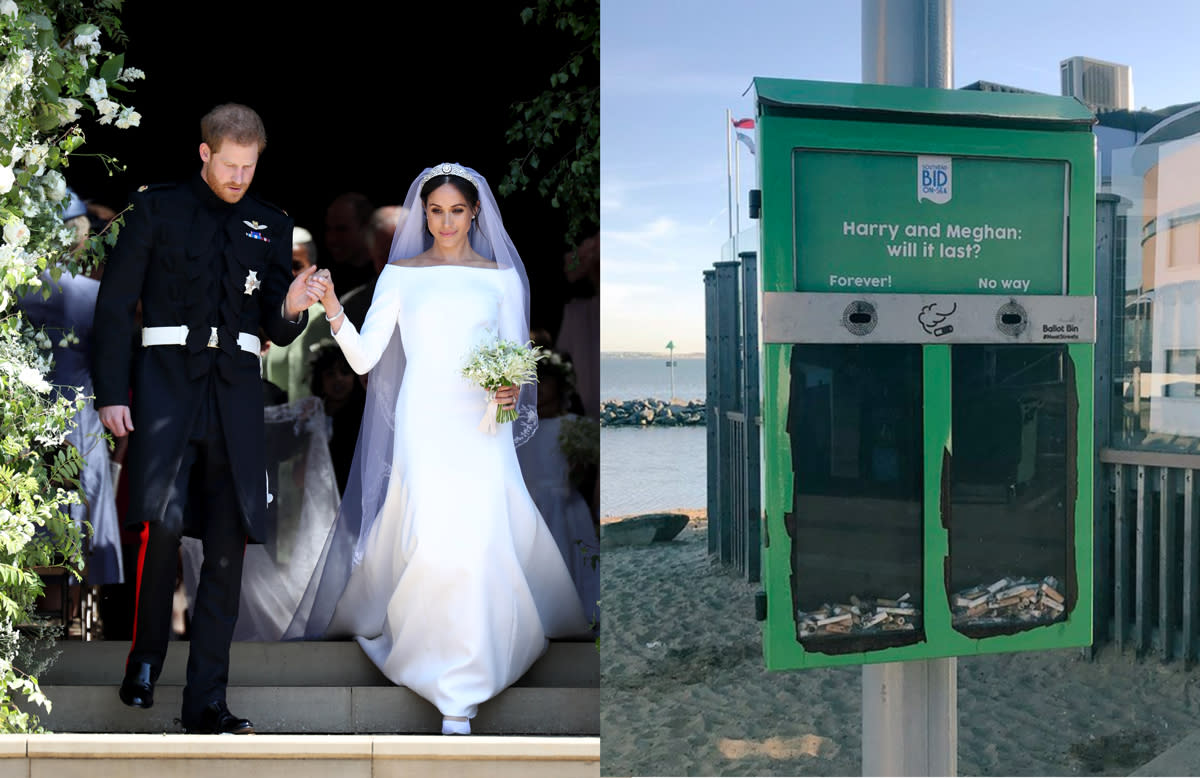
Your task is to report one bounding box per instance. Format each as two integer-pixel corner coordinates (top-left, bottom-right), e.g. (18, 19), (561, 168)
(282, 163), (537, 640)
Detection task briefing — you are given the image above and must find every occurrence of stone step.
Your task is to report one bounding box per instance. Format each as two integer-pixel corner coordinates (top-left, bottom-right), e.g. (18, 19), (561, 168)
(0, 733), (601, 777)
(36, 685), (599, 735)
(33, 640), (600, 736)
(41, 639), (599, 687)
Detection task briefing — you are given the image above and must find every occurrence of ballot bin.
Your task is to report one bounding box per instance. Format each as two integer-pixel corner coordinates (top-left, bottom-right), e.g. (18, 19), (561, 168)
(751, 77), (1096, 669)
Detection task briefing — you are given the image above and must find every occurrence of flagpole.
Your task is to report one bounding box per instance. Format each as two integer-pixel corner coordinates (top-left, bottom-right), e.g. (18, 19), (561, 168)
(725, 108), (734, 248)
(734, 131), (741, 257)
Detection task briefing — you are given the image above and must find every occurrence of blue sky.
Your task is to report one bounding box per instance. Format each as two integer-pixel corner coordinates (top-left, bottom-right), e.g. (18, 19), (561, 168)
(601, 0), (1200, 353)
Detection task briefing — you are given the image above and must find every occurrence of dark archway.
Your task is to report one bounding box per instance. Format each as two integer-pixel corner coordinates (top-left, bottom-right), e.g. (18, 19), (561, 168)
(70, 0), (589, 335)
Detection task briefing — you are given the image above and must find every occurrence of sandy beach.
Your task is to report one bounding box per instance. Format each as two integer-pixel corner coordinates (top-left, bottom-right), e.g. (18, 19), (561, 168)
(601, 510), (1200, 777)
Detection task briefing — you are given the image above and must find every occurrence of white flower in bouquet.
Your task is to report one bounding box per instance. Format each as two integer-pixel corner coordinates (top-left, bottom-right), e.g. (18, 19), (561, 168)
(41, 170), (66, 202)
(96, 98), (119, 124)
(58, 97), (82, 124)
(115, 107), (141, 129)
(461, 332), (545, 431)
(72, 27), (101, 55)
(3, 220), (30, 248)
(86, 77), (107, 102)
(0, 163), (13, 196)
(0, 1), (18, 18)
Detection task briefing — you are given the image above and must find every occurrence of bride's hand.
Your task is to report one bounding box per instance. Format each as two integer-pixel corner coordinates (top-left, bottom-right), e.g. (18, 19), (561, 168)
(495, 384), (519, 411)
(314, 269), (338, 310)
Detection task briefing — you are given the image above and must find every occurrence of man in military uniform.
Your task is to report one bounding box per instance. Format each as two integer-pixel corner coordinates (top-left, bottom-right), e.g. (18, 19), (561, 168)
(92, 103), (328, 735)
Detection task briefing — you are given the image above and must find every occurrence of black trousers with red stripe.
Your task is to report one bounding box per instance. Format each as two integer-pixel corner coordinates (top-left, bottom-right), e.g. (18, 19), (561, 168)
(127, 388), (246, 722)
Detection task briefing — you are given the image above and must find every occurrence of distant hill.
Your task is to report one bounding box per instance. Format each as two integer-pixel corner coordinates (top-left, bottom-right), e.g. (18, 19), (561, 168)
(602, 351), (705, 359)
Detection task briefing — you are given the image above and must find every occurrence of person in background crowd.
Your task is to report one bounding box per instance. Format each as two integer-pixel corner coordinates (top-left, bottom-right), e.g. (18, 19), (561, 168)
(263, 226), (331, 402)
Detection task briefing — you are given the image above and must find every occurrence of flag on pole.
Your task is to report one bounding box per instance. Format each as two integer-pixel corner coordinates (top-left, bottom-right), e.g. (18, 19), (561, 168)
(735, 131), (756, 155)
(732, 117), (755, 129)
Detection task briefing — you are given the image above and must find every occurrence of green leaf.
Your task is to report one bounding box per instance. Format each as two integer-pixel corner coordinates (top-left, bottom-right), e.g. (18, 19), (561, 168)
(27, 14), (52, 30)
(73, 24), (100, 36)
(98, 54), (124, 83)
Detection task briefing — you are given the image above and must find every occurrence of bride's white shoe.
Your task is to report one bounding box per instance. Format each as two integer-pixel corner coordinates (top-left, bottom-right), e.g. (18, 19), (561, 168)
(441, 717), (471, 735)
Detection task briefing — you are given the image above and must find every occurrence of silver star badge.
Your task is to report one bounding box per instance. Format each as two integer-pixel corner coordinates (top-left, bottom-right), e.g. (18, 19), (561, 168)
(244, 270), (261, 295)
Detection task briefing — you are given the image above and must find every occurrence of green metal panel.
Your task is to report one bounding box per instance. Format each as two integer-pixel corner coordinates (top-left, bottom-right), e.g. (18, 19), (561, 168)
(754, 77), (1095, 129)
(757, 78), (1095, 670)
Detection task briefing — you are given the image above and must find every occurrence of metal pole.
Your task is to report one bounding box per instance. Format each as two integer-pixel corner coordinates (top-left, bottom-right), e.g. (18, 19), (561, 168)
(735, 135), (742, 257)
(715, 261), (741, 565)
(726, 109), (734, 245)
(860, 1), (956, 775)
(667, 341), (676, 401)
(739, 251), (762, 584)
(704, 270), (719, 556)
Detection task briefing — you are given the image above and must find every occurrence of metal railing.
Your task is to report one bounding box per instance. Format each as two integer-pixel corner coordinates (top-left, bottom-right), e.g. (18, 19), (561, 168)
(704, 252), (761, 583)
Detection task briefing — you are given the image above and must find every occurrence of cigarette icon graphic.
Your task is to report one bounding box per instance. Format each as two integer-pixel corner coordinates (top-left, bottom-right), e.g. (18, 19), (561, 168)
(934, 325), (954, 336)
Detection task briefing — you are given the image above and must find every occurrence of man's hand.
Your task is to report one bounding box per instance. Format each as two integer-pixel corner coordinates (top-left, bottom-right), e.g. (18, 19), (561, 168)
(284, 265), (328, 320)
(99, 405), (134, 438)
(495, 384), (519, 411)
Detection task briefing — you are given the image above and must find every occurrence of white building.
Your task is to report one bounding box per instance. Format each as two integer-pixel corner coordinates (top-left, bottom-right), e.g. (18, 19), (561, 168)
(1060, 56), (1133, 112)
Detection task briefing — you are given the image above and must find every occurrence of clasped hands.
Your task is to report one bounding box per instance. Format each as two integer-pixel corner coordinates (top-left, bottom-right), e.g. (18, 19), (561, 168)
(285, 265), (334, 320)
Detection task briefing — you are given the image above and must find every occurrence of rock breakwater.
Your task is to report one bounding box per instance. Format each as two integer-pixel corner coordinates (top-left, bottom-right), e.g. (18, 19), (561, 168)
(601, 399), (705, 427)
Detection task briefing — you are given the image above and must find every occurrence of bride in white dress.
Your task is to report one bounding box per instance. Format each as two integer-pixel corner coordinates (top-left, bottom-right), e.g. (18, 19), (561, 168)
(286, 163), (589, 735)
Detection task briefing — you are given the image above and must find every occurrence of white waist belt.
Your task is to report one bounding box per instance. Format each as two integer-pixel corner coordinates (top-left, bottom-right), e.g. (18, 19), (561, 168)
(142, 325), (260, 355)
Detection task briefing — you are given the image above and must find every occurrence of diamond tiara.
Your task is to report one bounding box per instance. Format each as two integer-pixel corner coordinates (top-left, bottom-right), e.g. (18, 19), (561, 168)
(420, 163), (477, 189)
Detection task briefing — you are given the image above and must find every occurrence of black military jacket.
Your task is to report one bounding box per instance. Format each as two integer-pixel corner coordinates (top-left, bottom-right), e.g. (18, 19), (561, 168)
(92, 173), (307, 542)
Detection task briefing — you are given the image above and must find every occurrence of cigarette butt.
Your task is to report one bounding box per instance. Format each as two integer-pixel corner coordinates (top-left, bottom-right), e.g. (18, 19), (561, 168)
(987, 578), (1011, 594)
(1041, 583), (1065, 603)
(997, 584), (1037, 600)
(817, 613), (852, 626)
(863, 611), (888, 628)
(824, 621), (852, 633)
(878, 606), (917, 615)
(898, 592), (911, 603)
(1042, 597), (1065, 612)
(992, 595), (1023, 609)
(966, 603), (989, 617)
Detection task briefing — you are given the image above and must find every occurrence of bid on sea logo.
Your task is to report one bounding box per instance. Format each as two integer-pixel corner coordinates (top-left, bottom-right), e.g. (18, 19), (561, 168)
(917, 155), (952, 204)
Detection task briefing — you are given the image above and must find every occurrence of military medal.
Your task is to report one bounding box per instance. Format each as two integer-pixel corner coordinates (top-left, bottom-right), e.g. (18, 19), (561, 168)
(243, 270), (261, 295)
(243, 220), (271, 242)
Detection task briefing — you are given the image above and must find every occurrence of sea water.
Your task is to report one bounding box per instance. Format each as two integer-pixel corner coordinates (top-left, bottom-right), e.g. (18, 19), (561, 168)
(600, 355), (707, 517)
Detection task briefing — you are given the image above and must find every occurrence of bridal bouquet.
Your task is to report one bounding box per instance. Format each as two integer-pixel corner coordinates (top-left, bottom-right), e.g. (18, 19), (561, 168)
(461, 333), (545, 431)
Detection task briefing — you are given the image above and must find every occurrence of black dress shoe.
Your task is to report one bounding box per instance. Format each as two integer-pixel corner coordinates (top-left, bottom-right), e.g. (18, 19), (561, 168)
(118, 662), (155, 709)
(182, 700), (255, 735)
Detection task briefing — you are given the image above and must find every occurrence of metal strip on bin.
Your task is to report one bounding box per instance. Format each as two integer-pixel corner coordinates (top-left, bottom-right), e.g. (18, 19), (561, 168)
(762, 291), (1095, 345)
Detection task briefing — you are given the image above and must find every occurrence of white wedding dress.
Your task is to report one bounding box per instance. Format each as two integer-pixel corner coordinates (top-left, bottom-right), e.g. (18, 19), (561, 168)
(322, 263), (590, 719)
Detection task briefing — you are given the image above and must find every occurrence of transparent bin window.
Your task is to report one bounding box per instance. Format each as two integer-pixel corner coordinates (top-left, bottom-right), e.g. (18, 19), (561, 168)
(788, 344), (925, 654)
(948, 344), (1076, 639)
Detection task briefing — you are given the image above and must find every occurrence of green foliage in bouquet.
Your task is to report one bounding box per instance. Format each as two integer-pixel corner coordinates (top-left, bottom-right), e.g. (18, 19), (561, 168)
(0, 0), (141, 732)
(461, 333), (545, 424)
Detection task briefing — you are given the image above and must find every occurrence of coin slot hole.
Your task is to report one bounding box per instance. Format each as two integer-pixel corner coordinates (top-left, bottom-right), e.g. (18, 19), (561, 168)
(848, 312), (874, 325)
(1000, 313), (1023, 326)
